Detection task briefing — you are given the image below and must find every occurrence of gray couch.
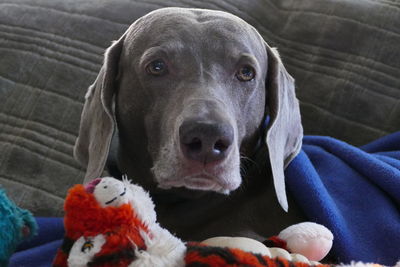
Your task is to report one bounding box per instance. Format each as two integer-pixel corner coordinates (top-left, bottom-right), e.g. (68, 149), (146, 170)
(1, 0), (399, 216)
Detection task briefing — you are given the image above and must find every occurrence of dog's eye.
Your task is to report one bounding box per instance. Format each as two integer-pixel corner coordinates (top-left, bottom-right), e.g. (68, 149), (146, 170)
(236, 65), (255, 81)
(146, 59), (168, 76)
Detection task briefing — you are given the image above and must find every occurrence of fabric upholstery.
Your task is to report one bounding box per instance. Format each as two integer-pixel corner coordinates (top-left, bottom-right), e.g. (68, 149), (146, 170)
(1, 0), (399, 216)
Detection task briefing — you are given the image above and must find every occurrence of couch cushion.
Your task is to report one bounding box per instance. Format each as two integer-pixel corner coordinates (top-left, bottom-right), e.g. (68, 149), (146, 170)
(1, 0), (399, 215)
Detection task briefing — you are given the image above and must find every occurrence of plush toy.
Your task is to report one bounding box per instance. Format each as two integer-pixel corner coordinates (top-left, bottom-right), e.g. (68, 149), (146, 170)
(0, 188), (38, 266)
(53, 177), (185, 267)
(54, 177), (394, 267)
(53, 177), (395, 267)
(53, 177), (339, 267)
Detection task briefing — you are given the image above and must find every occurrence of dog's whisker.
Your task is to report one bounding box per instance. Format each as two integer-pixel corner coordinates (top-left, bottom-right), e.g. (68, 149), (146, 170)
(240, 154), (257, 164)
(240, 165), (248, 176)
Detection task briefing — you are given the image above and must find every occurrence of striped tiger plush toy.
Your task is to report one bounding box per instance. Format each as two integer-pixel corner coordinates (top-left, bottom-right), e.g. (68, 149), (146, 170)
(52, 177), (340, 267)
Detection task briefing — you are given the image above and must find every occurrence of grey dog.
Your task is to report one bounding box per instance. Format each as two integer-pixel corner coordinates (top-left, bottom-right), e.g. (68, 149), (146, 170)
(74, 7), (306, 241)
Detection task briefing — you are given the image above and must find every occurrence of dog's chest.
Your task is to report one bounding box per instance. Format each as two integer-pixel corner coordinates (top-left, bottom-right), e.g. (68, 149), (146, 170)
(154, 186), (305, 242)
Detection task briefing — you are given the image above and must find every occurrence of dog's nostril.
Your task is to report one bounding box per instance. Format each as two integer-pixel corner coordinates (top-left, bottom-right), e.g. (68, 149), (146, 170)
(214, 139), (228, 153)
(186, 137), (202, 152)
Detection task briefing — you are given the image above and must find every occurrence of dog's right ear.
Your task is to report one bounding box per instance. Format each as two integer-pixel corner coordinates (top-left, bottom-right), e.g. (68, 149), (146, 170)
(263, 44), (303, 212)
(74, 34), (126, 183)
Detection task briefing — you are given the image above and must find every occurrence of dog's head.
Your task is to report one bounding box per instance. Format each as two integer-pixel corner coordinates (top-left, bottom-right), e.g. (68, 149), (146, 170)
(74, 8), (302, 211)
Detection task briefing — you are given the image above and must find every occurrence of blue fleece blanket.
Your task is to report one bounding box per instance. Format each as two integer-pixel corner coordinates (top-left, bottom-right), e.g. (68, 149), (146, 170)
(286, 132), (400, 265)
(9, 133), (400, 266)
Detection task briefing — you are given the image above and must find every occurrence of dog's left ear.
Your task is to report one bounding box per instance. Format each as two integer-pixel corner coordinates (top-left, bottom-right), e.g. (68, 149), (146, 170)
(264, 44), (303, 212)
(74, 33), (126, 183)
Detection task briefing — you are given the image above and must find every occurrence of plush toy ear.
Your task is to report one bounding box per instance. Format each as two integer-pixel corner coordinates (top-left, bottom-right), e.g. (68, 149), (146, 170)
(74, 34), (126, 183)
(264, 44), (303, 212)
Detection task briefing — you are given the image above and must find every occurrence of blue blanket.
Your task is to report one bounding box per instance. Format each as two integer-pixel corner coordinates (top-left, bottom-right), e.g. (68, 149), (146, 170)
(9, 218), (63, 267)
(286, 132), (400, 265)
(9, 133), (400, 266)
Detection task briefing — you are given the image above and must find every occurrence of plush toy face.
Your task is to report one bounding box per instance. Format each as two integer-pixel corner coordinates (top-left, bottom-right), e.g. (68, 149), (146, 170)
(90, 178), (129, 207)
(86, 177), (157, 228)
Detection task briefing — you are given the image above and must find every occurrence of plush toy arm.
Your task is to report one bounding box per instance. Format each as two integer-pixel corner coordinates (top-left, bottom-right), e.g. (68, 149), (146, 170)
(187, 242), (329, 267)
(202, 237), (319, 264)
(203, 222), (333, 264)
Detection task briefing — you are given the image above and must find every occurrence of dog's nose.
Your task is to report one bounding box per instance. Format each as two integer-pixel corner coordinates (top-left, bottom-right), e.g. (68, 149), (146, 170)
(179, 120), (234, 164)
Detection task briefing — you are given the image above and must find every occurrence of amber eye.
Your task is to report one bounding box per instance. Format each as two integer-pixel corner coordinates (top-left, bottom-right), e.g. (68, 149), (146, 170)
(236, 65), (255, 81)
(146, 59), (168, 76)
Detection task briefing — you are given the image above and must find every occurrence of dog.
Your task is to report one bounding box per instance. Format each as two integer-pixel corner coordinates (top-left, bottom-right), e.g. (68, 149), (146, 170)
(74, 7), (306, 242)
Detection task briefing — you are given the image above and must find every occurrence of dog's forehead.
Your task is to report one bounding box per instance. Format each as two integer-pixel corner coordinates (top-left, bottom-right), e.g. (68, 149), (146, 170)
(124, 7), (264, 55)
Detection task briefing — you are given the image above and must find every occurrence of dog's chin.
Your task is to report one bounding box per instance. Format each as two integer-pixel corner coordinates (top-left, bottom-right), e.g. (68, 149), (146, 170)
(152, 186), (212, 201)
(157, 173), (241, 195)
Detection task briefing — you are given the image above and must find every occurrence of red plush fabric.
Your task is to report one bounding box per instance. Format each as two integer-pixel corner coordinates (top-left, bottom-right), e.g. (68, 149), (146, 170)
(52, 184), (148, 267)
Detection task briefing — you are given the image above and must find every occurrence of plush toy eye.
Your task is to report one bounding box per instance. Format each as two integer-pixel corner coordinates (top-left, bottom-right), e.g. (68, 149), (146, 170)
(81, 240), (94, 253)
(236, 65), (255, 81)
(146, 59), (168, 76)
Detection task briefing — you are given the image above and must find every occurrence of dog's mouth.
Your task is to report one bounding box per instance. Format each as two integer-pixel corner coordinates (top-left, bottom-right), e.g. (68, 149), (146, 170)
(185, 174), (223, 190)
(104, 187), (126, 205)
(158, 169), (241, 194)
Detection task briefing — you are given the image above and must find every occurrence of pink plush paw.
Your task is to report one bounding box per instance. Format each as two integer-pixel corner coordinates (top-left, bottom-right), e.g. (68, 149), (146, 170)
(278, 222), (333, 261)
